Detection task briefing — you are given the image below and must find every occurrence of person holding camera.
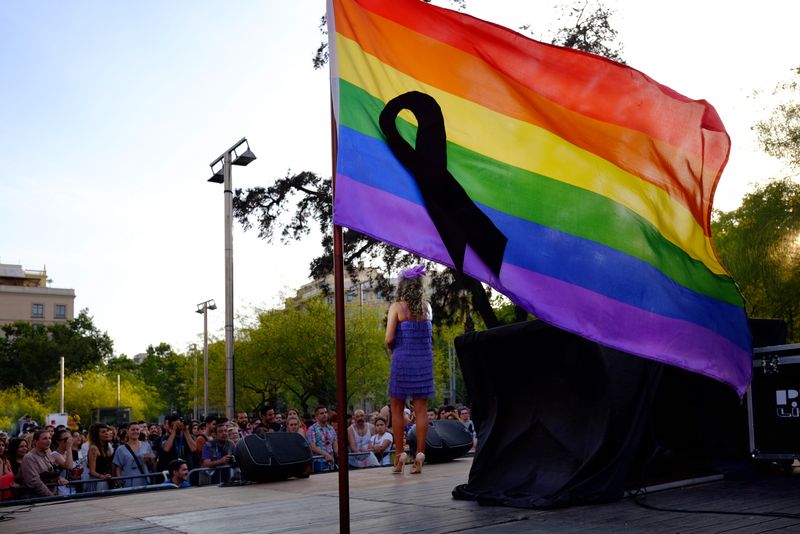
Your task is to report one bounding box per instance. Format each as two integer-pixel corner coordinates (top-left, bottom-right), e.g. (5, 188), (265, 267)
(159, 415), (196, 470)
(20, 430), (68, 497)
(51, 428), (77, 495)
(201, 424), (235, 484)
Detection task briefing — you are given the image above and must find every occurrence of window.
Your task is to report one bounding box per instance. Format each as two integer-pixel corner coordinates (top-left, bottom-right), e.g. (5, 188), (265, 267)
(31, 303), (44, 318)
(55, 304), (66, 319)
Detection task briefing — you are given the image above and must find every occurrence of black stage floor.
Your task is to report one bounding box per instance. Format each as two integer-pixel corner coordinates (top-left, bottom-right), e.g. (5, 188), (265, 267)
(2, 458), (799, 533)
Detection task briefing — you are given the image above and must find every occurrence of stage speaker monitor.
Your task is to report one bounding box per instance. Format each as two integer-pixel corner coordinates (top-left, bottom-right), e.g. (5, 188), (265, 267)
(407, 419), (473, 463)
(235, 432), (312, 482)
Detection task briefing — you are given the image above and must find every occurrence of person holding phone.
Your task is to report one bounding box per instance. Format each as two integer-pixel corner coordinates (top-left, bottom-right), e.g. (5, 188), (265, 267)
(160, 415), (196, 469)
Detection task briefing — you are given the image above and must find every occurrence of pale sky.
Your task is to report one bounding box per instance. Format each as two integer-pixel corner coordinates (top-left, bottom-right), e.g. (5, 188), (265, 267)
(1, 1), (797, 358)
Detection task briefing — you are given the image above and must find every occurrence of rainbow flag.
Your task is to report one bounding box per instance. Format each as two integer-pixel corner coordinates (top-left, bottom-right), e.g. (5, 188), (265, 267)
(327, 0), (752, 394)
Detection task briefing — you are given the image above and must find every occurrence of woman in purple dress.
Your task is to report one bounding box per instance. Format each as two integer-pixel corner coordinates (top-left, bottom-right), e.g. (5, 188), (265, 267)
(385, 265), (435, 474)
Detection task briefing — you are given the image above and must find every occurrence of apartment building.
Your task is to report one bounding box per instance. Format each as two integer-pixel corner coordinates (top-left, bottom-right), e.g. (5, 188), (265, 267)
(0, 263), (75, 326)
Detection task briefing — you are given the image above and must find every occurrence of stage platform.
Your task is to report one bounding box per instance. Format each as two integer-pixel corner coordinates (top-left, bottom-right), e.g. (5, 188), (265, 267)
(2, 458), (799, 533)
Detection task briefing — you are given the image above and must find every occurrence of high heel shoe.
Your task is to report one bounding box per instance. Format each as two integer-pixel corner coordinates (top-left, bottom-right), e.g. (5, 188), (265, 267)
(410, 452), (425, 474)
(392, 452), (407, 474)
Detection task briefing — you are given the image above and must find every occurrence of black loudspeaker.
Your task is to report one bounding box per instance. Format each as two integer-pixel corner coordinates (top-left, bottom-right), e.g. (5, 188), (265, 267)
(748, 344), (800, 461)
(407, 419), (473, 463)
(235, 433), (312, 482)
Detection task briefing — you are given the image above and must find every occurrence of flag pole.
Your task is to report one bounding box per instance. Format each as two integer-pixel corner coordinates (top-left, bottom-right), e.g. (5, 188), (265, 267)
(331, 97), (351, 533)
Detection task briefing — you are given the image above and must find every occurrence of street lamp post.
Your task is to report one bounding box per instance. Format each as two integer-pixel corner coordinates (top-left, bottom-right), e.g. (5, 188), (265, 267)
(59, 356), (65, 414)
(196, 299), (217, 418)
(208, 138), (256, 420)
(191, 344), (198, 421)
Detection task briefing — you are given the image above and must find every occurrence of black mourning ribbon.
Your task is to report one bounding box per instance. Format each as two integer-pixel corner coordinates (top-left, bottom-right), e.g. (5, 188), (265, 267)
(379, 91), (507, 277)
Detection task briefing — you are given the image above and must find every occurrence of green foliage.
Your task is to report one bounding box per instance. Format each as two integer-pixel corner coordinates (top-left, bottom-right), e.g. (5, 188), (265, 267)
(754, 67), (800, 169)
(0, 385), (49, 433)
(49, 309), (114, 370)
(713, 177), (800, 340)
(105, 355), (140, 375)
(42, 371), (160, 425)
(205, 339), (227, 416)
(0, 417), (11, 432)
(432, 323), (467, 406)
(345, 305), (391, 409)
(237, 299), (338, 413)
(234, 299), (389, 415)
(0, 309), (112, 393)
(104, 343), (197, 420)
(137, 343), (193, 416)
(0, 322), (53, 391)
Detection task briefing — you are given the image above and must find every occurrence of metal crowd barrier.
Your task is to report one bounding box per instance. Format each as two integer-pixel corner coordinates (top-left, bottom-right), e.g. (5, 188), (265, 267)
(0, 448), (471, 505)
(308, 450), (396, 473)
(187, 466), (240, 487)
(0, 471), (171, 507)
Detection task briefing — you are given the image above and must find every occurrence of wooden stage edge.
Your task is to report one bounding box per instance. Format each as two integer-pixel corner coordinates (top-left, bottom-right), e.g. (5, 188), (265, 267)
(2, 458), (799, 533)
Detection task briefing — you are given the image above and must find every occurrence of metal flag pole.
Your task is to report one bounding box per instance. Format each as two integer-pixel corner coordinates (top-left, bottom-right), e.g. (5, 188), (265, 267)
(332, 98), (351, 534)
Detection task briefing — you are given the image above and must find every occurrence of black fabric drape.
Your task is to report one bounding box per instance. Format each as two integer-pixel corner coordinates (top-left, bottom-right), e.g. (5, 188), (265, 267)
(452, 320), (662, 508)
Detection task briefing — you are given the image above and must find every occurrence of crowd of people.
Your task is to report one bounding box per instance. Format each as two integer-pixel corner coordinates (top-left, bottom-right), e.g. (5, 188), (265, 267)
(0, 265), (469, 500)
(0, 403), (477, 501)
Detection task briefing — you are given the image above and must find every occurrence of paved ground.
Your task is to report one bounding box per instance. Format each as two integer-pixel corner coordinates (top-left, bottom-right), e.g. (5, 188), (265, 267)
(1, 458), (799, 533)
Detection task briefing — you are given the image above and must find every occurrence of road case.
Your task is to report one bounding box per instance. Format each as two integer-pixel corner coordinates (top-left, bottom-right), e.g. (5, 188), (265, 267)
(747, 343), (800, 461)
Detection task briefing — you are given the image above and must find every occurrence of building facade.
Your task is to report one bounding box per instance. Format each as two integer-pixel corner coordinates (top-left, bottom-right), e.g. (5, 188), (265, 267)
(288, 268), (394, 308)
(0, 264), (75, 327)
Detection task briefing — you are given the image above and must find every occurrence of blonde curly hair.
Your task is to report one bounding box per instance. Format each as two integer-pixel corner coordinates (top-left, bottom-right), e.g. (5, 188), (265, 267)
(396, 277), (426, 318)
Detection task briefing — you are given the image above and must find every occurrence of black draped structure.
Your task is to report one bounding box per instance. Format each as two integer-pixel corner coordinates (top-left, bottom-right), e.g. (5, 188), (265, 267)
(452, 321), (661, 508)
(452, 319), (785, 509)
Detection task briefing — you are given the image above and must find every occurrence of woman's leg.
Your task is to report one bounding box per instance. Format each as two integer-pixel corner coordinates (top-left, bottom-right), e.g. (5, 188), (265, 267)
(412, 398), (428, 457)
(390, 397), (406, 469)
(390, 397), (405, 454)
(410, 398), (428, 473)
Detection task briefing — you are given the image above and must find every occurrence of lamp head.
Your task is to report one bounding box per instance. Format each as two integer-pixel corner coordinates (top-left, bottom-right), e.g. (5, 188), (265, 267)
(196, 300), (217, 313)
(232, 148), (256, 166)
(208, 163), (224, 183)
(232, 139), (256, 166)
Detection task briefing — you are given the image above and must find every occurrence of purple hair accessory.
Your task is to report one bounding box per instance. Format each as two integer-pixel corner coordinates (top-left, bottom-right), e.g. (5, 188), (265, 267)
(400, 265), (426, 279)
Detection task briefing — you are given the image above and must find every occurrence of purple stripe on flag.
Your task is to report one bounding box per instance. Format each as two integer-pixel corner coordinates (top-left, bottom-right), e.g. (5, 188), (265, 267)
(334, 173), (752, 395)
(500, 263), (752, 396)
(334, 173), (452, 267)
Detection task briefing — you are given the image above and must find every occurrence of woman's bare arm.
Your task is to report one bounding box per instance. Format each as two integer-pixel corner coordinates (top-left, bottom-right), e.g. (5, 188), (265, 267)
(385, 302), (399, 353)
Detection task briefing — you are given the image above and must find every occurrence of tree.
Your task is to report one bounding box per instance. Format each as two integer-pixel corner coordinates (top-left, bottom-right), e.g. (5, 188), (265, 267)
(137, 342), (193, 416)
(42, 371), (160, 426)
(105, 355), (140, 375)
(0, 322), (53, 391)
(0, 309), (113, 393)
(547, 1), (625, 63)
(431, 322), (468, 406)
(202, 339), (227, 416)
(235, 299), (388, 415)
(712, 178), (800, 340)
(48, 309), (114, 372)
(235, 1), (626, 331)
(754, 67), (800, 169)
(0, 385), (49, 433)
(343, 305), (391, 408)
